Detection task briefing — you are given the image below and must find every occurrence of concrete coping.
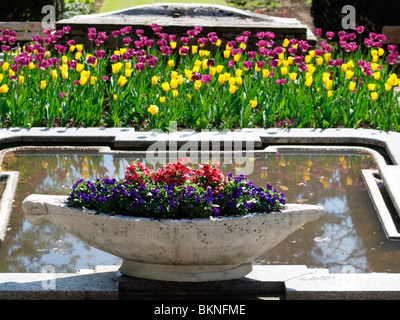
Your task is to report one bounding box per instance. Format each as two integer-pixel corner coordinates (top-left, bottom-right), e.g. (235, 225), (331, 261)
(1, 264), (400, 300)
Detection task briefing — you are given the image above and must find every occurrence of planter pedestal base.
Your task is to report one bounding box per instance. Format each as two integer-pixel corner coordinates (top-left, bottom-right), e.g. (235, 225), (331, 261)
(119, 260), (252, 282)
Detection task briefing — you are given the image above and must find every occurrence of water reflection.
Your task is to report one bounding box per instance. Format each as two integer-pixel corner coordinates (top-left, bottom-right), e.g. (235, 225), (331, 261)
(2, 151), (400, 273)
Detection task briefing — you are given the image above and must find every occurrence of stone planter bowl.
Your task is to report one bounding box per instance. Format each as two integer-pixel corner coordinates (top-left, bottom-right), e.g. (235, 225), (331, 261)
(22, 194), (323, 282)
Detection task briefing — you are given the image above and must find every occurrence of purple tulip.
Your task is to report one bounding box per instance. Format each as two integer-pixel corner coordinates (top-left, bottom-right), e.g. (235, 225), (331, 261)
(355, 26), (365, 34)
(63, 26), (71, 34)
(388, 45), (398, 53)
(95, 49), (106, 59)
(123, 37), (132, 46)
(326, 31), (335, 40)
(187, 29), (197, 38)
(201, 74), (212, 83)
(315, 28), (322, 36)
(134, 63), (145, 71)
(269, 59), (278, 68)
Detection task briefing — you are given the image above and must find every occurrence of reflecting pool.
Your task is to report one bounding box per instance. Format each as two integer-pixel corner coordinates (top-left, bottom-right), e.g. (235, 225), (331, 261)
(2, 150), (400, 274)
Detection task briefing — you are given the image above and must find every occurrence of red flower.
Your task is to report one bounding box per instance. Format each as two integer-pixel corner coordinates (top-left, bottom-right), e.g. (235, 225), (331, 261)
(150, 158), (192, 186)
(125, 162), (150, 185)
(191, 160), (224, 190)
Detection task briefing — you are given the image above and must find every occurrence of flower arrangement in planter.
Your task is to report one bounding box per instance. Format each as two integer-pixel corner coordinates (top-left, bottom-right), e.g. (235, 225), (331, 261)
(22, 157), (323, 282)
(66, 157), (286, 219)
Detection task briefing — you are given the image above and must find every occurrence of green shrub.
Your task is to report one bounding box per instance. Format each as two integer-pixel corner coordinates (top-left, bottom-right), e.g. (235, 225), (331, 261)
(311, 0), (400, 35)
(0, 0), (64, 21)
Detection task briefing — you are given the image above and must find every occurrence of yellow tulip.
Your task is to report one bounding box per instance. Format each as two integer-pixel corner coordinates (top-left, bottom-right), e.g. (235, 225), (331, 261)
(2, 62), (9, 72)
(90, 76), (97, 85)
(76, 63), (84, 72)
(217, 64), (224, 73)
(113, 94), (118, 101)
(167, 59), (175, 68)
(185, 70), (193, 81)
(372, 55), (379, 63)
(378, 48), (385, 56)
(324, 79), (333, 90)
(349, 81), (356, 91)
(324, 53), (331, 62)
(191, 45), (198, 54)
(385, 83), (392, 91)
(40, 80), (46, 90)
(316, 57), (323, 66)
(250, 99), (257, 108)
(194, 80), (202, 90)
(229, 85), (237, 94)
(282, 38), (289, 47)
(75, 51), (82, 60)
(280, 66), (288, 76)
(0, 74), (2, 82)
(112, 62), (123, 74)
(235, 69), (243, 77)
(370, 92), (378, 100)
(117, 75), (128, 87)
(79, 74), (89, 86)
(161, 82), (170, 92)
(61, 56), (68, 65)
(76, 44), (83, 52)
(233, 54), (241, 62)
(159, 96), (166, 103)
(235, 76), (243, 86)
(370, 63), (379, 71)
(169, 78), (178, 90)
(341, 63), (348, 72)
(0, 84), (8, 93)
(151, 76), (159, 85)
(289, 72), (297, 81)
(215, 39), (222, 47)
(345, 70), (354, 80)
(228, 77), (236, 86)
(172, 89), (179, 98)
(305, 55), (311, 63)
(309, 50), (315, 58)
(327, 90), (333, 97)
(208, 67), (216, 75)
(373, 72), (380, 80)
(125, 68), (132, 77)
(218, 74), (225, 84)
(69, 45), (75, 52)
(147, 105), (159, 115)
(371, 49), (378, 57)
(368, 83), (376, 91)
(170, 42), (177, 49)
(262, 69), (270, 78)
(305, 78), (313, 87)
(51, 70), (57, 80)
(28, 62), (35, 70)
(223, 50), (230, 59)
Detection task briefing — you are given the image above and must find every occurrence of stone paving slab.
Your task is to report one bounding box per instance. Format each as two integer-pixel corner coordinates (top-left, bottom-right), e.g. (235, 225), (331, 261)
(285, 273), (400, 300)
(0, 267), (119, 300)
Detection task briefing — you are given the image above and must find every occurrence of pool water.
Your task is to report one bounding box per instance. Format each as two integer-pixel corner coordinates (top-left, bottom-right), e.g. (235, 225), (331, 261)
(1, 150), (400, 274)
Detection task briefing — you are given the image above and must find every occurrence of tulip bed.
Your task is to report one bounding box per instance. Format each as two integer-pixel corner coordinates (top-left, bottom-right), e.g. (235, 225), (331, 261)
(0, 24), (399, 131)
